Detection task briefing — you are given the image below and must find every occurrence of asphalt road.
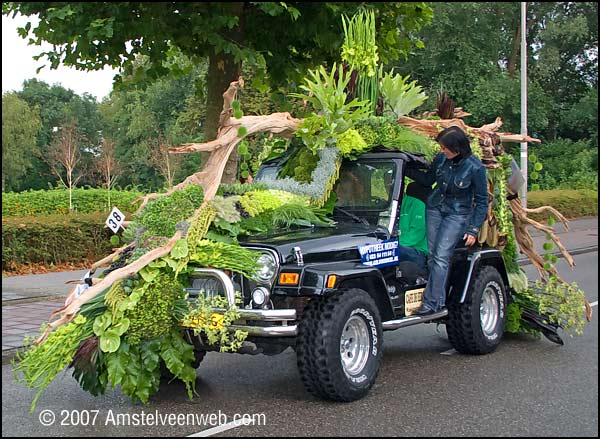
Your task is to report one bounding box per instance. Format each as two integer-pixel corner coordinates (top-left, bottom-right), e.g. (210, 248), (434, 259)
(2, 253), (597, 437)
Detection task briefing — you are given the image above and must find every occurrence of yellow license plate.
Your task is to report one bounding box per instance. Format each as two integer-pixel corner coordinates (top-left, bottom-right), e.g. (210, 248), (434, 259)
(184, 313), (224, 330)
(405, 288), (425, 316)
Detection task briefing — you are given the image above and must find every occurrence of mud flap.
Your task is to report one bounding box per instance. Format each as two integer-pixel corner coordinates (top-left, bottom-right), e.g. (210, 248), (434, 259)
(521, 309), (564, 346)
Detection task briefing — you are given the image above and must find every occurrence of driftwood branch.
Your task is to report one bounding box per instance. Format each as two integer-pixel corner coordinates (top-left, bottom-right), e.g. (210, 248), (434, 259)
(508, 198), (575, 281)
(134, 79), (300, 209)
(397, 116), (541, 144)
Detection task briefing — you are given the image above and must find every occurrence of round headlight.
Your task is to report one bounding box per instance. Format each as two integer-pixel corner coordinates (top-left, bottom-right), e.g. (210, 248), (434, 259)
(257, 252), (277, 282)
(252, 287), (270, 306)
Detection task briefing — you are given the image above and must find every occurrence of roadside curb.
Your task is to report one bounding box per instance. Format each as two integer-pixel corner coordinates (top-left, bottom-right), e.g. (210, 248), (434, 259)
(517, 245), (598, 266)
(2, 294), (67, 307)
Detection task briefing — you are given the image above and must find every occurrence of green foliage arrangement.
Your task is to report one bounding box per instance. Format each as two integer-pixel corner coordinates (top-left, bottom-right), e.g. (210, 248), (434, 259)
(354, 116), (437, 160)
(506, 277), (588, 336)
(493, 155), (591, 340)
(341, 10), (380, 113)
(279, 146), (320, 183)
(13, 315), (94, 412)
(13, 206), (262, 411)
(290, 63), (371, 152)
(121, 185), (204, 246)
(181, 293), (248, 352)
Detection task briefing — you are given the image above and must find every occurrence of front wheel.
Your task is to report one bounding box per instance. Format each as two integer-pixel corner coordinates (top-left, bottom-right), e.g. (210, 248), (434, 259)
(296, 288), (383, 402)
(447, 266), (507, 354)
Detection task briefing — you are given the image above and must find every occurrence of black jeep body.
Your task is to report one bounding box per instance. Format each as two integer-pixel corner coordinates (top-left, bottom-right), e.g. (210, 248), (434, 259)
(182, 150), (510, 401)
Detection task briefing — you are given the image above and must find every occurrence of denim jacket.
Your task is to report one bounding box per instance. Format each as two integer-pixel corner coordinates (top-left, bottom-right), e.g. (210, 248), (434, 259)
(406, 152), (488, 237)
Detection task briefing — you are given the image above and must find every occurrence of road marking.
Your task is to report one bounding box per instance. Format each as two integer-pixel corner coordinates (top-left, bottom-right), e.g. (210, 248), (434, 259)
(187, 418), (252, 437)
(441, 348), (457, 355)
(589, 301), (598, 307)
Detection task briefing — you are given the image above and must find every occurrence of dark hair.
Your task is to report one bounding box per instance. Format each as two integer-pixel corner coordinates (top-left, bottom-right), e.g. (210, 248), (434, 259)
(435, 126), (472, 157)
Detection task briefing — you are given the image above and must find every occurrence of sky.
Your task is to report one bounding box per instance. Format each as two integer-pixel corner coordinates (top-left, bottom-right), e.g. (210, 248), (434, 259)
(2, 13), (119, 102)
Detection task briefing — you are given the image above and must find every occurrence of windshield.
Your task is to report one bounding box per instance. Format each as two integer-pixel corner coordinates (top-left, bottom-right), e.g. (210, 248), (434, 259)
(256, 158), (399, 231)
(333, 160), (397, 229)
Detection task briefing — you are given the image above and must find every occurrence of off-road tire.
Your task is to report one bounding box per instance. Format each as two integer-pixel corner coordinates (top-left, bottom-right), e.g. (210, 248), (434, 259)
(447, 266), (506, 354)
(296, 288), (383, 401)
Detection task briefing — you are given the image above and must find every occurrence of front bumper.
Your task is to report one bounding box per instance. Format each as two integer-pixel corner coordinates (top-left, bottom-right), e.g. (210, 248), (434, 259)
(182, 268), (298, 337)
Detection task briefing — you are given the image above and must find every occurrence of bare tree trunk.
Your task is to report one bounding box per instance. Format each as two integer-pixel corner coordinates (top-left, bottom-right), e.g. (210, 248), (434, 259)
(204, 2), (245, 184)
(507, 23), (520, 79)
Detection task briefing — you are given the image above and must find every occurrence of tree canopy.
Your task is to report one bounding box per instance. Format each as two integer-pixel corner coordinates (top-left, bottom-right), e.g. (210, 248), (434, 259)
(3, 2), (432, 139)
(2, 92), (42, 191)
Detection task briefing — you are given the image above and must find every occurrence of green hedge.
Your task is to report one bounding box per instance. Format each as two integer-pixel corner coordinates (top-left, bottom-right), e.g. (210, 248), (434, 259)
(2, 213), (115, 271)
(2, 188), (143, 217)
(527, 189), (598, 220)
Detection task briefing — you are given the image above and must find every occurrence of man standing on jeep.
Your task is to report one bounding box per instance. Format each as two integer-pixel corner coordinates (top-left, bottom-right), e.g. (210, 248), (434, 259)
(406, 126), (488, 316)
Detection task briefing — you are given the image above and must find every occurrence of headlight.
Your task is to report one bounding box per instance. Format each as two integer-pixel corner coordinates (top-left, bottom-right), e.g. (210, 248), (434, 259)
(191, 278), (224, 297)
(257, 252), (277, 282)
(252, 287), (270, 307)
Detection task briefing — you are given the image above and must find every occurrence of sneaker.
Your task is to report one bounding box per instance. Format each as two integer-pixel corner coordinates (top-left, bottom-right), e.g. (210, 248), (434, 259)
(413, 304), (435, 316)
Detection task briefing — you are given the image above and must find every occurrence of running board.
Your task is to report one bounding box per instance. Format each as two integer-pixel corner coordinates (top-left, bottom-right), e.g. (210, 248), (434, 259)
(382, 309), (449, 331)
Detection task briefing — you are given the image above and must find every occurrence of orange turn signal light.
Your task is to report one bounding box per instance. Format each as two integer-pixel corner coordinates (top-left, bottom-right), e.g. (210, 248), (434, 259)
(279, 272), (300, 285)
(326, 274), (337, 289)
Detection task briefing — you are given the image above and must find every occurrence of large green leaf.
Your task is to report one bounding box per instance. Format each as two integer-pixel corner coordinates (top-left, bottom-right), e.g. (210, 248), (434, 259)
(99, 328), (122, 353)
(380, 71), (428, 118)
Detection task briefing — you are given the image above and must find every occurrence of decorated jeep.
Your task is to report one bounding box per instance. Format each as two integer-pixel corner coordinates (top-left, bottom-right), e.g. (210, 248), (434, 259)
(181, 148), (512, 402)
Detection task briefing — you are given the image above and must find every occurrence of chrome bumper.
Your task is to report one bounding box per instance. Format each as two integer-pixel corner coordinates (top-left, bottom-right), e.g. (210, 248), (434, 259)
(184, 268), (298, 337)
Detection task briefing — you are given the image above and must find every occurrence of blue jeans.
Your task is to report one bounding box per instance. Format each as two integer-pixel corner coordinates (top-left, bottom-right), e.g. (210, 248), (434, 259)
(422, 207), (469, 311)
(398, 244), (428, 273)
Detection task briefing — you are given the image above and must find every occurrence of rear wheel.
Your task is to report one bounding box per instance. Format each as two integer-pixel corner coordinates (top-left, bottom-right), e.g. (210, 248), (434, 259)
(447, 266), (506, 354)
(296, 288), (383, 401)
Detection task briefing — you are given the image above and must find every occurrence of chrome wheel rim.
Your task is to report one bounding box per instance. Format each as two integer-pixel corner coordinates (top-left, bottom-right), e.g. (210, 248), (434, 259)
(340, 315), (370, 376)
(480, 284), (499, 336)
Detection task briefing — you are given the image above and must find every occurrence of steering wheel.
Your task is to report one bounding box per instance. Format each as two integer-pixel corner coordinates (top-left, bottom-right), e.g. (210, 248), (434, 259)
(370, 196), (386, 207)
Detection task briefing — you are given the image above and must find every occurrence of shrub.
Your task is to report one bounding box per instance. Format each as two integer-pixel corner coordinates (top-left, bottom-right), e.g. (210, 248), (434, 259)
(2, 213), (114, 271)
(2, 188), (143, 217)
(527, 189), (598, 220)
(532, 139), (598, 191)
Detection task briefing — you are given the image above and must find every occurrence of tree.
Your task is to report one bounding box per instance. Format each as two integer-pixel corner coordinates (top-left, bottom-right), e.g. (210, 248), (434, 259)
(16, 79), (103, 190)
(45, 121), (85, 211)
(398, 2), (598, 143)
(94, 137), (121, 210)
(1, 92), (41, 191)
(148, 136), (182, 190)
(3, 2), (433, 182)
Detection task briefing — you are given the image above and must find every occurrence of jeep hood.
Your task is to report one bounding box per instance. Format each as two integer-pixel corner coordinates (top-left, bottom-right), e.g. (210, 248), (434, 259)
(239, 222), (390, 264)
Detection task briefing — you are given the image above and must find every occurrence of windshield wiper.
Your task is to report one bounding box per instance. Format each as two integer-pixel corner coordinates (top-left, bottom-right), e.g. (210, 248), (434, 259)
(334, 207), (370, 226)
